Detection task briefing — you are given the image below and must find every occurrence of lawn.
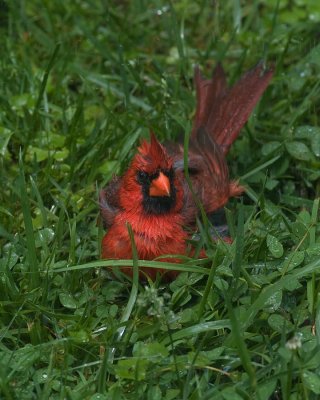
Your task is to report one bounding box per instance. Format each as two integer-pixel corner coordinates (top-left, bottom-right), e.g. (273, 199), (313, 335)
(1, 0), (320, 399)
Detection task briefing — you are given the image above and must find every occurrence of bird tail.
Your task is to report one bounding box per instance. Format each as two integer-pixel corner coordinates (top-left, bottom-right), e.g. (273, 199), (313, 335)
(192, 61), (273, 155)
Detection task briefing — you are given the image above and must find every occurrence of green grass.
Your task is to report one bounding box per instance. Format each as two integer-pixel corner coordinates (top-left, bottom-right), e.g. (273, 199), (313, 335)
(1, 0), (320, 398)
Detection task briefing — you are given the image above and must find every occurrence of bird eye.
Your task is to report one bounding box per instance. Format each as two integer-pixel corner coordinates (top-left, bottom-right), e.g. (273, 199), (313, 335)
(188, 167), (199, 175)
(137, 171), (149, 184)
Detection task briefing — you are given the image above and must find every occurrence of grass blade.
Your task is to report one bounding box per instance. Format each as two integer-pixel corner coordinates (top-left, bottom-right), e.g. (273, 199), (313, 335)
(97, 223), (139, 391)
(19, 152), (39, 290)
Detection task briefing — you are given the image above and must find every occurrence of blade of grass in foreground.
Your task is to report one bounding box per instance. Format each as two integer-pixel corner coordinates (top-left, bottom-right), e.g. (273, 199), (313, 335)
(225, 201), (256, 390)
(19, 152), (39, 290)
(52, 259), (209, 275)
(226, 295), (257, 390)
(161, 319), (231, 346)
(33, 43), (60, 125)
(97, 223), (139, 392)
(309, 197), (319, 246)
(231, 199), (244, 294)
(197, 250), (220, 319)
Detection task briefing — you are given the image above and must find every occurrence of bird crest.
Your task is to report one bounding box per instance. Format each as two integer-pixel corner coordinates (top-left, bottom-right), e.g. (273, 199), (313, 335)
(135, 132), (173, 172)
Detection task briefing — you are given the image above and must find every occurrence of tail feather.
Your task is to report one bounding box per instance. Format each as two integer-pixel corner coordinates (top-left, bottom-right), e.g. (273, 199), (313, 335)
(193, 63), (227, 131)
(192, 62), (273, 155)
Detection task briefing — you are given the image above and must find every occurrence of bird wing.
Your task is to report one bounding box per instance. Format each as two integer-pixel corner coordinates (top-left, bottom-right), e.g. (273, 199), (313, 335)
(170, 127), (238, 223)
(99, 175), (122, 229)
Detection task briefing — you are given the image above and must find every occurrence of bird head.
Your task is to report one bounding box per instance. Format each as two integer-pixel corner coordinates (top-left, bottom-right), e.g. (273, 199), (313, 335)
(120, 133), (181, 215)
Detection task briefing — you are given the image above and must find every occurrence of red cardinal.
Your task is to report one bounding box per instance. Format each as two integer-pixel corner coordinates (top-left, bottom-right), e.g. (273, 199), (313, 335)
(100, 62), (273, 280)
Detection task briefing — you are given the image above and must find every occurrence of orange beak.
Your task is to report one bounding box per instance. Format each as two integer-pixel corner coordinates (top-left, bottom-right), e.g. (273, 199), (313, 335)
(149, 172), (171, 197)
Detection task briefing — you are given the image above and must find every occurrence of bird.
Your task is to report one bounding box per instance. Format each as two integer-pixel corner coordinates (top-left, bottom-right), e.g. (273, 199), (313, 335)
(99, 61), (273, 280)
